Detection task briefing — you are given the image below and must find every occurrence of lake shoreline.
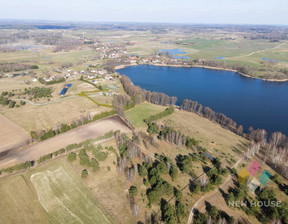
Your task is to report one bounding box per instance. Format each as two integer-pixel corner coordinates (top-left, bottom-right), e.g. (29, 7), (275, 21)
(115, 63), (288, 82)
(116, 63), (288, 135)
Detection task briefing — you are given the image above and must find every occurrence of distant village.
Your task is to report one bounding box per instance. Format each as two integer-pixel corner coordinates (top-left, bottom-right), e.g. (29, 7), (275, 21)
(1, 38), (194, 91)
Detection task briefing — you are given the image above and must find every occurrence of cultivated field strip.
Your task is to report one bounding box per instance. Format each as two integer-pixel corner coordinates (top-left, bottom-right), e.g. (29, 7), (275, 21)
(31, 167), (112, 224)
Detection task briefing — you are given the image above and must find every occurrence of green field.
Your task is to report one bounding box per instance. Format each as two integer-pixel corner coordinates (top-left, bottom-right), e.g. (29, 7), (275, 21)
(125, 102), (167, 128)
(0, 159), (114, 224)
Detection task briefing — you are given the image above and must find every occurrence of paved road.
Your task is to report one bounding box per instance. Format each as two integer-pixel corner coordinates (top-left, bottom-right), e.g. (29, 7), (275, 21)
(0, 115), (131, 169)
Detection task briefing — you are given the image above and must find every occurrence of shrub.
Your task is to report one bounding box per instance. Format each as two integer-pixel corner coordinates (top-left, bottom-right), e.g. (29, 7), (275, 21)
(53, 148), (65, 157)
(1, 161), (34, 174)
(138, 165), (148, 177)
(78, 149), (90, 166)
(37, 153), (53, 164)
(40, 129), (55, 141)
(67, 152), (77, 162)
(93, 151), (108, 161)
(90, 158), (100, 172)
(143, 178), (150, 187)
(170, 165), (178, 180)
(157, 161), (168, 175)
(81, 169), (88, 178)
(129, 186), (138, 197)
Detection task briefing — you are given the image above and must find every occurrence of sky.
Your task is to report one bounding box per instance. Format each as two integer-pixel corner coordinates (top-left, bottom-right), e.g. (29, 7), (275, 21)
(0, 0), (287, 25)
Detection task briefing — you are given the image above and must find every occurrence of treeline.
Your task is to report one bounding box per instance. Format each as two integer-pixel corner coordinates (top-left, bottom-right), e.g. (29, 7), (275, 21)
(0, 91), (24, 108)
(144, 106), (174, 123)
(0, 161), (34, 174)
(23, 87), (53, 99)
(194, 59), (288, 80)
(0, 63), (38, 73)
(180, 99), (288, 178)
(0, 131), (115, 176)
(31, 110), (116, 141)
(112, 94), (135, 118)
(147, 122), (198, 149)
(120, 75), (177, 106)
(181, 99), (243, 134)
(115, 131), (152, 178)
(245, 130), (288, 178)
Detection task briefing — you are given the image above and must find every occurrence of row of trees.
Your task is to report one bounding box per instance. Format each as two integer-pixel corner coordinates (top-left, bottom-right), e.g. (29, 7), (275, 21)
(0, 133), (114, 176)
(0, 161), (34, 174)
(31, 110), (116, 141)
(245, 130), (288, 178)
(115, 131), (152, 176)
(146, 123), (198, 150)
(0, 63), (37, 72)
(181, 99), (241, 134)
(180, 98), (288, 178)
(120, 75), (177, 106)
(143, 106), (175, 124)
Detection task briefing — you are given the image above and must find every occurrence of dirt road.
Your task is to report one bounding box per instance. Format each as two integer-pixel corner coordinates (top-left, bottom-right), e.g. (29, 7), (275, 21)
(0, 115), (131, 169)
(187, 157), (245, 224)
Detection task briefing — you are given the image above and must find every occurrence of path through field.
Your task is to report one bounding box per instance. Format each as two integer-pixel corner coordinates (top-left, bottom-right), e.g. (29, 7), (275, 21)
(13, 95), (78, 106)
(228, 42), (285, 59)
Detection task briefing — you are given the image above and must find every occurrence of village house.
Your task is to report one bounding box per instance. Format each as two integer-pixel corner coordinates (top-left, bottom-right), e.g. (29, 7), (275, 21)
(105, 75), (113, 80)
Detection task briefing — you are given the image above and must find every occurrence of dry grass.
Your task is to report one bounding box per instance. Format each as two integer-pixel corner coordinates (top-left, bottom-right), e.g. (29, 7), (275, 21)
(196, 177), (259, 224)
(162, 110), (250, 167)
(0, 158), (114, 224)
(69, 138), (139, 224)
(1, 96), (110, 132)
(0, 114), (30, 153)
(0, 115), (131, 169)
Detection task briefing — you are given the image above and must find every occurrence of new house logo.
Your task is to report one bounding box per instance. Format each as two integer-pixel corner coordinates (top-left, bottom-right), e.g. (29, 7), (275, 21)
(238, 160), (272, 193)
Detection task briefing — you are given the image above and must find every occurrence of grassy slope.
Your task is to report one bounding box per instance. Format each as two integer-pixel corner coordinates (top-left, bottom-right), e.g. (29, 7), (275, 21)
(0, 158), (114, 224)
(126, 102), (249, 166)
(162, 110), (249, 166)
(125, 102), (167, 128)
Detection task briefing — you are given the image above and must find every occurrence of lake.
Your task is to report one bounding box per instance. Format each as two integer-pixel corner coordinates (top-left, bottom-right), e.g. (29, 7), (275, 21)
(158, 49), (190, 59)
(117, 65), (288, 135)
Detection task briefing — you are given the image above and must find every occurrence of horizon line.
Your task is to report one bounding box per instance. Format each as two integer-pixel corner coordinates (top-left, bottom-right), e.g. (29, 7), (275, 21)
(0, 18), (287, 27)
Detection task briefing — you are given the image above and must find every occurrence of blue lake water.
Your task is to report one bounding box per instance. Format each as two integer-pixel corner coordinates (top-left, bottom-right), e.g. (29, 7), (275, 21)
(117, 65), (288, 135)
(262, 58), (287, 63)
(158, 49), (190, 59)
